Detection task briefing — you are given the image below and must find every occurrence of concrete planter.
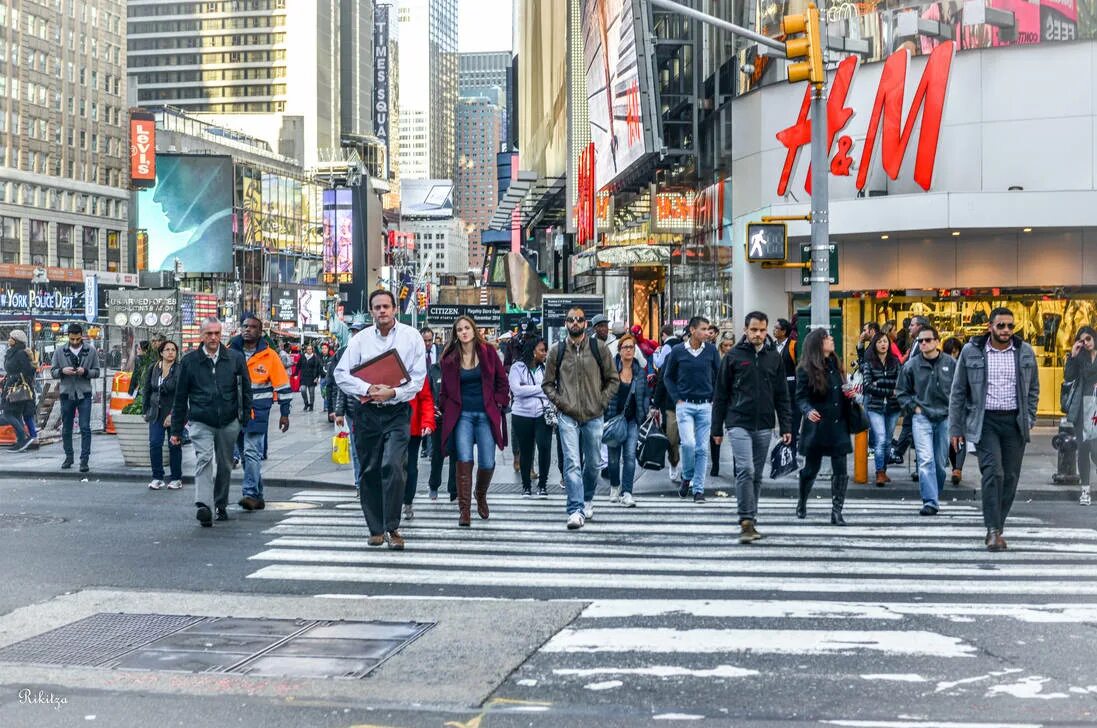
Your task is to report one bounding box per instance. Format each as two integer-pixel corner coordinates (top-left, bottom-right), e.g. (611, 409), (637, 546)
(113, 413), (165, 469)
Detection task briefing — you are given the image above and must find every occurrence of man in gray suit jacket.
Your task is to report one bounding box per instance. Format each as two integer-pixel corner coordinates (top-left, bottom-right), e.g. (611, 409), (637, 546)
(50, 323), (100, 472)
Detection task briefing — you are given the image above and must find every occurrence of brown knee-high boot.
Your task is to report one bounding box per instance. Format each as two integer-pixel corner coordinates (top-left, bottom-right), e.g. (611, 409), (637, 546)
(475, 468), (493, 519)
(456, 461), (474, 527)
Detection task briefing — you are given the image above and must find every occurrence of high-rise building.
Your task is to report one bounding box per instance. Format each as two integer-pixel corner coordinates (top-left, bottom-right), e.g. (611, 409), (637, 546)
(127, 0), (373, 168)
(399, 217), (468, 281)
(0, 0), (130, 271)
(459, 51), (510, 146)
(396, 0), (457, 180)
(455, 98), (502, 274)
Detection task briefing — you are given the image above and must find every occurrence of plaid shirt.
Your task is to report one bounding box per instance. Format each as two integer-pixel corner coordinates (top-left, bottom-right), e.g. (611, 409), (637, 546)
(984, 341), (1018, 411)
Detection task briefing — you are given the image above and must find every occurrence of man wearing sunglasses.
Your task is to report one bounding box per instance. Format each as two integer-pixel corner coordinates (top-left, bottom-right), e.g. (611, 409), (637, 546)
(897, 326), (954, 516)
(949, 307), (1039, 552)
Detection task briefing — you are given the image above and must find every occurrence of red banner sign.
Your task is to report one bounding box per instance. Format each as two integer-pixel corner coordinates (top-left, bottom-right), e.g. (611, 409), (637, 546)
(129, 113), (156, 187)
(777, 41), (955, 197)
(575, 142), (596, 247)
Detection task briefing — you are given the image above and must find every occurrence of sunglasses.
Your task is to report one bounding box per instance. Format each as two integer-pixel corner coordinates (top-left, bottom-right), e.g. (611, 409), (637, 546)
(566, 317), (586, 323)
(993, 322), (1015, 330)
(917, 337), (937, 343)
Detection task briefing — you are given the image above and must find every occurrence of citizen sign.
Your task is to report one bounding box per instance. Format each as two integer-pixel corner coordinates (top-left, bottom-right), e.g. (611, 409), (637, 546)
(777, 41), (955, 197)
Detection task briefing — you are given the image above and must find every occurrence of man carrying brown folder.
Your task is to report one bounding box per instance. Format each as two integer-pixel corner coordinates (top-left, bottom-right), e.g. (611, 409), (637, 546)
(334, 289), (427, 550)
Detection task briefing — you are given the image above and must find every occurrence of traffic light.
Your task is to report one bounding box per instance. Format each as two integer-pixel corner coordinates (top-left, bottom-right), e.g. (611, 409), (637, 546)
(417, 292), (427, 310)
(782, 3), (824, 85)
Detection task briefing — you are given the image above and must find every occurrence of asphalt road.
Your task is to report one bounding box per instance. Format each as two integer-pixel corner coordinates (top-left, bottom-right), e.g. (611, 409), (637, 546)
(1, 474), (1097, 727)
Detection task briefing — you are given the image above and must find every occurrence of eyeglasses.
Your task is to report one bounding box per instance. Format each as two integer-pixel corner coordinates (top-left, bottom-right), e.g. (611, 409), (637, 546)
(565, 317), (585, 323)
(993, 322), (1015, 330)
(917, 337), (937, 344)
(619, 344), (635, 350)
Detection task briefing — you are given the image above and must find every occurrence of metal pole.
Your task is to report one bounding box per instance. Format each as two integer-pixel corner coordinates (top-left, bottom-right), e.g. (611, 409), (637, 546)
(809, 81), (830, 330)
(649, 0), (787, 55)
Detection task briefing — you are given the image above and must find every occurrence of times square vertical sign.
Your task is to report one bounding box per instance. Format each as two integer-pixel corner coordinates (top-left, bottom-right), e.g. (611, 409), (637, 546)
(374, 5), (390, 176)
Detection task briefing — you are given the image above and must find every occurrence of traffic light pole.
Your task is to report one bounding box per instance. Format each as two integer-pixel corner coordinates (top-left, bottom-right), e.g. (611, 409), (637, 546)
(809, 81), (830, 330)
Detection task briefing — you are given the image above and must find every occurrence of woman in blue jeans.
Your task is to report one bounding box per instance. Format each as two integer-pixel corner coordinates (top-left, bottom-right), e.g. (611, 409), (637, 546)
(604, 335), (650, 508)
(142, 340), (183, 490)
(440, 316), (509, 527)
(861, 332), (902, 486)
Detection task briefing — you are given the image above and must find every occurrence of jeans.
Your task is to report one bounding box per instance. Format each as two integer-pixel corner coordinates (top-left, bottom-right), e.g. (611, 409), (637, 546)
(557, 412), (602, 515)
(912, 414), (949, 508)
(512, 413), (551, 489)
(189, 420), (240, 510)
(728, 427), (772, 522)
(607, 419), (640, 494)
(149, 419), (183, 482)
(867, 410), (900, 472)
(22, 404), (37, 438)
(675, 401), (712, 494)
(241, 430), (266, 499)
(455, 410), (496, 469)
(976, 411), (1026, 531)
(1, 401), (31, 446)
(60, 394), (92, 462)
(353, 402), (411, 535)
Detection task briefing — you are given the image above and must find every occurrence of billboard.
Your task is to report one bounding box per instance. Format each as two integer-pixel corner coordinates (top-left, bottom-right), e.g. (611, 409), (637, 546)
(241, 170), (262, 247)
(129, 111), (156, 188)
(373, 3), (391, 174)
(136, 154), (234, 273)
(297, 289), (324, 329)
(582, 0), (659, 192)
(322, 188), (354, 284)
(400, 179), (454, 218)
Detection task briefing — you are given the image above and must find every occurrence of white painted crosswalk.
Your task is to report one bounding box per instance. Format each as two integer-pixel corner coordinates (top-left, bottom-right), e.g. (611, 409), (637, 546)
(247, 489), (1097, 707)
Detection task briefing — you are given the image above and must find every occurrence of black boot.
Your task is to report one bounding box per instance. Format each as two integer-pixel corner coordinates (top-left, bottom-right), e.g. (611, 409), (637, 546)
(831, 473), (849, 526)
(796, 471), (812, 519)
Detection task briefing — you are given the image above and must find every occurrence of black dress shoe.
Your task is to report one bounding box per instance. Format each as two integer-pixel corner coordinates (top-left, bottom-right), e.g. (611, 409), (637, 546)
(61, 457), (74, 469)
(79, 462), (89, 473)
(254, 498), (265, 510)
(215, 507), (231, 521)
(196, 505), (213, 527)
(238, 496), (259, 511)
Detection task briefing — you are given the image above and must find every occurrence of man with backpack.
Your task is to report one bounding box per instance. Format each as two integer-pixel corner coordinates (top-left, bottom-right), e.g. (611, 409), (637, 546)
(543, 307), (619, 530)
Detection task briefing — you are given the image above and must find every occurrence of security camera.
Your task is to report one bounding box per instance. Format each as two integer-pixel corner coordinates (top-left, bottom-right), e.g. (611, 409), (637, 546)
(741, 63), (755, 75)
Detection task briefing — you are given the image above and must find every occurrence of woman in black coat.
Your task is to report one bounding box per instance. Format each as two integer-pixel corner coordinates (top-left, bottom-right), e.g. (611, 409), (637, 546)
(2, 332), (37, 452)
(143, 340), (183, 489)
(861, 332), (902, 486)
(295, 344), (323, 411)
(795, 328), (857, 524)
(1067, 326), (1097, 505)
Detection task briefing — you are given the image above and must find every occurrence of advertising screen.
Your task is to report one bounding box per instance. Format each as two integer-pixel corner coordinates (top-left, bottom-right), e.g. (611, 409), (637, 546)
(582, 0), (658, 191)
(322, 188), (354, 283)
(241, 171), (262, 247)
(137, 154), (234, 273)
(400, 179), (455, 218)
(129, 111), (156, 188)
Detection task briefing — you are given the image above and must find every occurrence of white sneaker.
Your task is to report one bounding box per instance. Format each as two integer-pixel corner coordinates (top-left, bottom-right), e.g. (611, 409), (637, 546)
(669, 462), (682, 483)
(147, 479), (164, 490)
(1081, 486), (1091, 506)
(567, 512), (585, 530)
(621, 492), (636, 508)
(165, 480), (183, 490)
(583, 501), (594, 521)
(609, 486), (621, 503)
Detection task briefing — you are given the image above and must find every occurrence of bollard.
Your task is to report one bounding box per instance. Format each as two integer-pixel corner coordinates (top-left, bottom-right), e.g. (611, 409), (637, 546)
(854, 430), (869, 484)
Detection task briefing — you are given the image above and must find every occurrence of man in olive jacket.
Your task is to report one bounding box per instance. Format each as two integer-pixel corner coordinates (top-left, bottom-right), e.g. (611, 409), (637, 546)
(171, 317), (252, 527)
(543, 307), (619, 530)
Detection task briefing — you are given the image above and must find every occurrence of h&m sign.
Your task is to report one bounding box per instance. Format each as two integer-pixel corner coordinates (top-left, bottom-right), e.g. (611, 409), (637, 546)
(777, 41), (955, 197)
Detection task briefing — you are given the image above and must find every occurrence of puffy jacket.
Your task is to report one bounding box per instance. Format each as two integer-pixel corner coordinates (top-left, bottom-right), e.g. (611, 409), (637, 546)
(604, 357), (651, 420)
(3, 341), (37, 405)
(861, 354), (902, 414)
(229, 336), (293, 434)
(542, 335), (619, 424)
(170, 345), (252, 436)
(50, 342), (100, 398)
(410, 378), (435, 437)
(897, 352), (955, 422)
(712, 337), (792, 435)
(949, 334), (1039, 444)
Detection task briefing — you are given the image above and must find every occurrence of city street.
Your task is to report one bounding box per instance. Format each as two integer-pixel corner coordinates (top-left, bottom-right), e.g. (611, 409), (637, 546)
(2, 446), (1097, 726)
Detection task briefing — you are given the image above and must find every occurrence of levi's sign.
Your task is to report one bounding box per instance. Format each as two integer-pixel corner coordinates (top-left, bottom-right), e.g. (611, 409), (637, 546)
(777, 41), (955, 197)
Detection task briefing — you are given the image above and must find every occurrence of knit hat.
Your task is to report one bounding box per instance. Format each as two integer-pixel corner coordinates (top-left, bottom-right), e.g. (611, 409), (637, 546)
(9, 329), (27, 345)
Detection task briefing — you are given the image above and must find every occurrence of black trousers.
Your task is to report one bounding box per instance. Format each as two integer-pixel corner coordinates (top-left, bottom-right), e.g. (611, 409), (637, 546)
(353, 402), (411, 536)
(709, 436), (721, 477)
(512, 413), (551, 489)
(301, 384), (315, 410)
(976, 411), (1026, 531)
(801, 451), (848, 484)
(786, 379), (802, 457)
(429, 416), (457, 497)
(406, 434), (425, 505)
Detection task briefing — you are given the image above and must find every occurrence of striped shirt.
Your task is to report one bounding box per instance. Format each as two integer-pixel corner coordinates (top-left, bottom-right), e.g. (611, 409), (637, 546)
(984, 341), (1018, 411)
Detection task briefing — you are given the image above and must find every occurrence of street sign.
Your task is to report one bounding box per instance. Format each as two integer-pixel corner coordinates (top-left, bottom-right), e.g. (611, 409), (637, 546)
(541, 294), (605, 329)
(426, 304), (502, 328)
(800, 242), (838, 285)
(746, 223), (788, 262)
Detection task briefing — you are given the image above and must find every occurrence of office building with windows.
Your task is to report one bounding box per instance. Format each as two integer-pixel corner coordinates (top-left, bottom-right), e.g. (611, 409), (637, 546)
(396, 0), (457, 180)
(455, 97), (503, 273)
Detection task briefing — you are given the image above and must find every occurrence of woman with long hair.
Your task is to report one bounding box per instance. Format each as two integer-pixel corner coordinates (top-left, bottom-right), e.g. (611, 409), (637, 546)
(509, 337), (552, 498)
(795, 328), (857, 524)
(439, 316), (510, 526)
(143, 340), (183, 490)
(604, 334), (650, 507)
(862, 331), (902, 486)
(1067, 326), (1097, 506)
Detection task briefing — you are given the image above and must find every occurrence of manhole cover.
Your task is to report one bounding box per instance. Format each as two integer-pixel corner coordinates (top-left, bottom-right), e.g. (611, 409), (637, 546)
(0, 514), (66, 528)
(0, 613), (433, 680)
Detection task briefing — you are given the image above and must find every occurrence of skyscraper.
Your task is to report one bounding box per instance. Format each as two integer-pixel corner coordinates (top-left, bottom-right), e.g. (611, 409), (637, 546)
(459, 51), (510, 146)
(396, 0), (457, 180)
(0, 0), (130, 271)
(455, 98), (503, 273)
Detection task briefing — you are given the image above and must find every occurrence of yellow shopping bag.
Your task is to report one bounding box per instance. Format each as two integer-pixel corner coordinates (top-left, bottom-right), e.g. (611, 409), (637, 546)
(331, 430), (351, 465)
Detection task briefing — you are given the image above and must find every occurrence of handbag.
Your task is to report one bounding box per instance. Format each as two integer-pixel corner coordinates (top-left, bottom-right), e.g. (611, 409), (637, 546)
(5, 374), (33, 403)
(848, 401), (870, 434)
(635, 414), (668, 470)
(602, 414), (627, 447)
(1061, 379), (1078, 415)
(769, 441), (797, 479)
(143, 390), (161, 423)
(1083, 386), (1097, 443)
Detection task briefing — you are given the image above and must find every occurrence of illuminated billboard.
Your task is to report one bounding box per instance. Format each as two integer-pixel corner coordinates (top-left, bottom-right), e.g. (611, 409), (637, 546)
(129, 111), (156, 188)
(400, 179), (455, 219)
(136, 154), (234, 273)
(582, 0), (659, 192)
(322, 188), (354, 284)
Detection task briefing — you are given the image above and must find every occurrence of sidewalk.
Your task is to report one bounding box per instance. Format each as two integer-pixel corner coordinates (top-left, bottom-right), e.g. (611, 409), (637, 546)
(0, 408), (1081, 501)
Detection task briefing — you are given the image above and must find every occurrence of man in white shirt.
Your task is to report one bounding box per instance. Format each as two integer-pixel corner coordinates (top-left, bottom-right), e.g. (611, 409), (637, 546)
(335, 290), (427, 551)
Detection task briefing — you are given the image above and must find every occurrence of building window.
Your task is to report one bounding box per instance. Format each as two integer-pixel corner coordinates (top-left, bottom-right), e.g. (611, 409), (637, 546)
(29, 219), (47, 266)
(56, 223), (74, 267)
(1, 216), (19, 259)
(81, 227), (99, 268)
(106, 230), (120, 271)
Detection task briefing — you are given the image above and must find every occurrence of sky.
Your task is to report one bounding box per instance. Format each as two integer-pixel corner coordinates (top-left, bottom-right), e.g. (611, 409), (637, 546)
(458, 0), (513, 53)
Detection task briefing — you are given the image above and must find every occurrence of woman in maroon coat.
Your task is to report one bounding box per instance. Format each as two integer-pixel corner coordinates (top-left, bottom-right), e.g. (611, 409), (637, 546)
(440, 316), (510, 527)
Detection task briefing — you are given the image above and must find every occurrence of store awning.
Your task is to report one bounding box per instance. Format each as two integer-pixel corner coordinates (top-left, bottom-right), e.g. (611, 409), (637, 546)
(488, 170), (538, 230)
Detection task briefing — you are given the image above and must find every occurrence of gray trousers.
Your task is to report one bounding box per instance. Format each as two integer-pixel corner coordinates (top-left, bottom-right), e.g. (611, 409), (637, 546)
(353, 402), (411, 536)
(190, 420), (241, 510)
(729, 427), (772, 523)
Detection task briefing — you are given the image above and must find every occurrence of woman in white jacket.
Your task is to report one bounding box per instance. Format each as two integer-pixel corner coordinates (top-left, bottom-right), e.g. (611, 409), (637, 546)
(509, 338), (552, 497)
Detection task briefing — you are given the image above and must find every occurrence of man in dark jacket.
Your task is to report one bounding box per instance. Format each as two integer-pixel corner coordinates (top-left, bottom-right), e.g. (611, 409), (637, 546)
(712, 312), (793, 542)
(50, 323), (100, 471)
(897, 326), (955, 516)
(171, 317), (252, 527)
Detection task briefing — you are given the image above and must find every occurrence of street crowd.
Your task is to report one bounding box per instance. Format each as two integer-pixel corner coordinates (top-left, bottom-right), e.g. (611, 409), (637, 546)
(4, 291), (1096, 554)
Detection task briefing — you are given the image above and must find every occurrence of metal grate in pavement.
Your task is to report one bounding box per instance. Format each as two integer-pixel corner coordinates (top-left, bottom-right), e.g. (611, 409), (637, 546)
(0, 613), (433, 679)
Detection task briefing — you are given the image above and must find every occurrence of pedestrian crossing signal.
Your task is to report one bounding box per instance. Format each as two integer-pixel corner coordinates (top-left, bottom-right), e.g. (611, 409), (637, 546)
(746, 223), (788, 262)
